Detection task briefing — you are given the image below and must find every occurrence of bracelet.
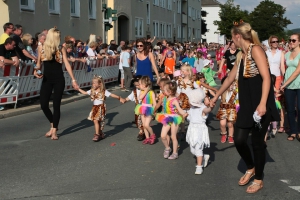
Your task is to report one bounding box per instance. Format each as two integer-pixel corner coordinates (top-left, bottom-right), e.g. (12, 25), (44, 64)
(118, 96), (120, 100)
(72, 80), (76, 82)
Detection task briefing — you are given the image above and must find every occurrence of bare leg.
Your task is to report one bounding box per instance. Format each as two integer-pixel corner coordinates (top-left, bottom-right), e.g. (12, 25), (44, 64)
(143, 116), (154, 136)
(161, 125), (171, 149)
(170, 123), (179, 154)
(220, 119), (227, 134)
(141, 115), (150, 138)
(197, 156), (203, 166)
(94, 120), (100, 135)
(227, 122), (234, 137)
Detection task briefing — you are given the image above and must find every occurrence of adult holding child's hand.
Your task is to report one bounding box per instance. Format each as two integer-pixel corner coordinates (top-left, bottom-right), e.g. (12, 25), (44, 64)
(210, 20), (279, 194)
(35, 27), (79, 140)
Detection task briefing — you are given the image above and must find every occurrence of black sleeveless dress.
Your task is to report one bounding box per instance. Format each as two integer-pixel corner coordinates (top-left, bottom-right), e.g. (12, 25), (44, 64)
(236, 60), (280, 128)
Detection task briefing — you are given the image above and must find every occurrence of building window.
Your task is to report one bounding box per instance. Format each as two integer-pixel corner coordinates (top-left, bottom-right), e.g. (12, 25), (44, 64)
(153, 21), (159, 37)
(161, 0), (166, 8)
(135, 18), (144, 37)
(88, 0), (96, 19)
(49, 0), (60, 14)
(173, 12), (176, 26)
(188, 27), (191, 38)
(197, 10), (201, 20)
(182, 26), (186, 39)
(167, 24), (172, 38)
(188, 6), (191, 17)
(146, 2), (150, 25)
(192, 8), (195, 20)
(167, 0), (172, 10)
(20, 0), (35, 11)
(153, 0), (159, 6)
(71, 0), (80, 17)
(177, 0), (181, 14)
(177, 25), (181, 38)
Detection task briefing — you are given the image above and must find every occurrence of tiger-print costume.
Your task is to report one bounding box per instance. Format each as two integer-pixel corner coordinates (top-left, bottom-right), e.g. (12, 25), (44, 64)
(216, 89), (238, 122)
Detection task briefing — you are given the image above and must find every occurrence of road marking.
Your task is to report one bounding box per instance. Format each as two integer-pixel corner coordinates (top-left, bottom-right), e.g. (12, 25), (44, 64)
(289, 186), (300, 192)
(280, 179), (291, 184)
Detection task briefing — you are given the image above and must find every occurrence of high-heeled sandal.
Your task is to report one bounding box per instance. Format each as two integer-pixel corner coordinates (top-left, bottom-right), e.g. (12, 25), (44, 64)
(246, 181), (263, 194)
(238, 170), (255, 186)
(278, 127), (285, 133)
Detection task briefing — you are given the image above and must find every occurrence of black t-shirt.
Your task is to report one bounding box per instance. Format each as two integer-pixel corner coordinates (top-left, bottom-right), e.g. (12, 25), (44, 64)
(223, 49), (240, 71)
(11, 34), (27, 61)
(0, 44), (17, 59)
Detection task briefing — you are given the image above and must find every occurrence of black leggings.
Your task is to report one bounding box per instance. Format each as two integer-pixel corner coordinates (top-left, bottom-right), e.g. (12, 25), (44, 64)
(40, 78), (65, 129)
(234, 111), (271, 180)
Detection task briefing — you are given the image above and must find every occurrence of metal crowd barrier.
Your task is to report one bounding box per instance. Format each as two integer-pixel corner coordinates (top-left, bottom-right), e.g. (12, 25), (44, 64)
(0, 57), (119, 108)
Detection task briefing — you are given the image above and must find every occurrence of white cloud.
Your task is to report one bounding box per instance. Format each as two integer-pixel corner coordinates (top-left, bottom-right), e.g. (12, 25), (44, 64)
(217, 0), (300, 29)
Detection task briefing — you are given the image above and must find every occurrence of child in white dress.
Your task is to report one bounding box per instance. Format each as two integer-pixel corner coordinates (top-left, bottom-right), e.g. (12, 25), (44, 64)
(186, 88), (214, 175)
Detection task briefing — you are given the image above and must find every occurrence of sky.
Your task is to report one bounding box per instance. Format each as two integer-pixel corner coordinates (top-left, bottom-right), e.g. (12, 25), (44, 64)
(217, 0), (300, 30)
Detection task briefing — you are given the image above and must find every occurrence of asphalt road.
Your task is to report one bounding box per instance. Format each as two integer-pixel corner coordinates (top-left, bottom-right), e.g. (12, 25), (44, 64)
(1, 88), (300, 200)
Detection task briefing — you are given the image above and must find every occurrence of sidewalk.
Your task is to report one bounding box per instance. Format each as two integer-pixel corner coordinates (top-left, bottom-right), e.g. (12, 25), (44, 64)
(0, 83), (122, 119)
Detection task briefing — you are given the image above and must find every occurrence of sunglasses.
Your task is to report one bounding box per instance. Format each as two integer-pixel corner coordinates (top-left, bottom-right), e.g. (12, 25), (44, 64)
(289, 39), (298, 43)
(271, 41), (279, 44)
(136, 45), (144, 47)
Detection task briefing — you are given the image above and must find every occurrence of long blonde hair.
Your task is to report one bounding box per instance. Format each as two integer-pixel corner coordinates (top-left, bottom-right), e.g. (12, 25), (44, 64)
(91, 75), (105, 93)
(44, 28), (61, 60)
(231, 22), (261, 66)
(231, 22), (261, 46)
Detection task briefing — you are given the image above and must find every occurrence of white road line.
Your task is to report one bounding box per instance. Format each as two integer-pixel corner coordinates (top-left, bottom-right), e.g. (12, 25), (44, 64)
(280, 179), (291, 184)
(289, 186), (300, 192)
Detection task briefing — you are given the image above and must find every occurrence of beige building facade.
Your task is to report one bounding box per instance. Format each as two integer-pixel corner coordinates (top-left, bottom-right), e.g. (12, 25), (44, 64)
(107, 0), (203, 43)
(0, 0), (104, 42)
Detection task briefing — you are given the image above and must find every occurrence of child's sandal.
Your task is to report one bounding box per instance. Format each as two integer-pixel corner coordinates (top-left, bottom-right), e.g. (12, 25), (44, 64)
(92, 134), (101, 142)
(149, 134), (156, 145)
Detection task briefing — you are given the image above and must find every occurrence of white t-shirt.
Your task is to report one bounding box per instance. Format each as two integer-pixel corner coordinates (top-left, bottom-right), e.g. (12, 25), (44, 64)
(266, 49), (282, 76)
(127, 89), (141, 103)
(187, 105), (208, 124)
(122, 52), (130, 67)
(87, 48), (97, 57)
(87, 90), (111, 105)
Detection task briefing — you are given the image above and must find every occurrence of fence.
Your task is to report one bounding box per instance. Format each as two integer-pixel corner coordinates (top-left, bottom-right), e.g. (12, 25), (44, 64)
(0, 57), (119, 108)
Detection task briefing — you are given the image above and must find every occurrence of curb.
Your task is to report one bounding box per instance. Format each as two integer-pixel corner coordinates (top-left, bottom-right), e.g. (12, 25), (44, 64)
(0, 83), (121, 120)
(0, 94), (89, 119)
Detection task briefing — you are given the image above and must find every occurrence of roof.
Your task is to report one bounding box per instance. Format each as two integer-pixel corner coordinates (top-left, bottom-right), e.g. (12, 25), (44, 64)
(201, 0), (221, 6)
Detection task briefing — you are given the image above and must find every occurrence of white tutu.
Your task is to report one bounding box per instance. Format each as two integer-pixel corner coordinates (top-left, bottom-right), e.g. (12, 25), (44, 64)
(186, 122), (210, 149)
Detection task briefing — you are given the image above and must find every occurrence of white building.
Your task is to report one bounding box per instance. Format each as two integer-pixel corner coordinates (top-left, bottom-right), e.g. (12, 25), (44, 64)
(201, 0), (221, 43)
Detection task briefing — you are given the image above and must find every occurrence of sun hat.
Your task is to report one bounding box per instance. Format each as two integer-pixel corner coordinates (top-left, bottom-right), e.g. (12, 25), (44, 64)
(186, 89), (205, 107)
(203, 59), (210, 67)
(173, 70), (181, 77)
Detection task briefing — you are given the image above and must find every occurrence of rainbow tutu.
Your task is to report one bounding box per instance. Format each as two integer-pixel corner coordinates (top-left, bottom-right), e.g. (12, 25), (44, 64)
(156, 113), (182, 125)
(135, 104), (154, 116)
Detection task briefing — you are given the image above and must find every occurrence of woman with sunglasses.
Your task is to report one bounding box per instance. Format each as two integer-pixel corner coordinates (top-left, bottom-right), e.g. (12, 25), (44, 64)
(135, 39), (160, 84)
(210, 21), (279, 194)
(266, 36), (286, 135)
(280, 33), (300, 141)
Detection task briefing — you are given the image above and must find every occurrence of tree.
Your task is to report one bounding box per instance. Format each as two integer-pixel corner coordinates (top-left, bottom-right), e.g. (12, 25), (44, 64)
(248, 0), (291, 41)
(214, 0), (249, 39)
